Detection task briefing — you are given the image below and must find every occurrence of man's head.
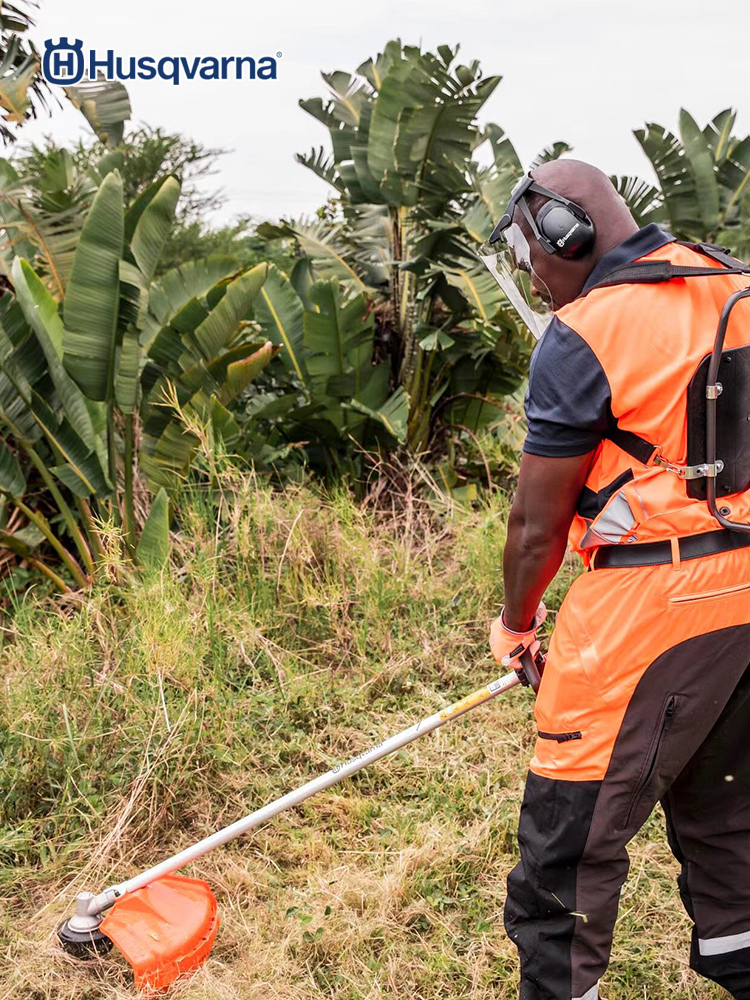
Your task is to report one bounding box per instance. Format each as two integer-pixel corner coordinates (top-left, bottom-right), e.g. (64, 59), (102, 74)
(509, 159), (638, 309)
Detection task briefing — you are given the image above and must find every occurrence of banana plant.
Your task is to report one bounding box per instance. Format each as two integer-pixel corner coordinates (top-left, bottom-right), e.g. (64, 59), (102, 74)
(614, 108), (750, 245)
(0, 170), (277, 589)
(277, 42), (553, 461)
(249, 267), (405, 474)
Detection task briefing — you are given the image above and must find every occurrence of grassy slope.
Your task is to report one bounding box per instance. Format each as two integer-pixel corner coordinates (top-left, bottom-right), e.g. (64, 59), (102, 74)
(0, 477), (724, 999)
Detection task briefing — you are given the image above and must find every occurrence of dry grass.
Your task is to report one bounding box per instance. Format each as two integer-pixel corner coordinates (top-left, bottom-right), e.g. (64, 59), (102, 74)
(0, 475), (726, 998)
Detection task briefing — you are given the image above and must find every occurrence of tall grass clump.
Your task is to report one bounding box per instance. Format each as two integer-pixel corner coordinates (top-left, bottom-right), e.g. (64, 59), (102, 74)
(0, 473), (718, 999)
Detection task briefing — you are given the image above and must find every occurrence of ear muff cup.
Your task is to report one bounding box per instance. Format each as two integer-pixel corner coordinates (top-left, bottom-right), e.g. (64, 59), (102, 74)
(536, 201), (595, 259)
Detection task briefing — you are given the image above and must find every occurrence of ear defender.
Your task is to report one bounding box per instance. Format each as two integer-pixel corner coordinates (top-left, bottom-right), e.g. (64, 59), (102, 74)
(535, 200), (596, 260)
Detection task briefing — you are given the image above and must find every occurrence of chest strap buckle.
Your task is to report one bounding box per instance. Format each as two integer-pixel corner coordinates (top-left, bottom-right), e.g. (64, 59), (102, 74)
(655, 456), (725, 480)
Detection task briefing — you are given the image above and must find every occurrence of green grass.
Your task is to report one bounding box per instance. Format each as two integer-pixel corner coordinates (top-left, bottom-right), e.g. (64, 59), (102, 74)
(0, 474), (726, 998)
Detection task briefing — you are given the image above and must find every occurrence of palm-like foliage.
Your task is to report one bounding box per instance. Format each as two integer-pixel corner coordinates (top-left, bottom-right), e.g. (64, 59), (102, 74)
(0, 171), (278, 589)
(282, 42), (545, 461)
(615, 108), (750, 245)
(0, 146), (103, 296)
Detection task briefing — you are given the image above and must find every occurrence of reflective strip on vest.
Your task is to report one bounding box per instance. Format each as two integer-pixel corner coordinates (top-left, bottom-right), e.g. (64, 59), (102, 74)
(573, 984), (599, 1000)
(699, 928), (750, 956)
(580, 491), (638, 548)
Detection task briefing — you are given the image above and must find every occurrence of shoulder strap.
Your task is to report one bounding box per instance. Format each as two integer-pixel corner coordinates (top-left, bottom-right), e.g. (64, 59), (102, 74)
(584, 241), (750, 294)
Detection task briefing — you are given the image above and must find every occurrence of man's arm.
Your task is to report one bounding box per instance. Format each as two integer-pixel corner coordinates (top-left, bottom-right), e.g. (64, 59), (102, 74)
(502, 450), (595, 632)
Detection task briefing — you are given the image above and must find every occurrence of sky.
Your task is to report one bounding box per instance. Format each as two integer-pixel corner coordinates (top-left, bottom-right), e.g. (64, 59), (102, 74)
(19, 0), (750, 226)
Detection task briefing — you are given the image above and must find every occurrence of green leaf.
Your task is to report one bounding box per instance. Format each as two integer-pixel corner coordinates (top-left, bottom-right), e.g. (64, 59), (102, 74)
(130, 176), (181, 283)
(115, 326), (141, 413)
(140, 420), (198, 492)
(255, 265), (307, 381)
(347, 386), (409, 443)
(63, 171), (124, 400)
(12, 258), (98, 449)
(143, 255), (241, 349)
(191, 263), (267, 361)
(136, 487), (170, 570)
(0, 439), (25, 497)
(303, 280), (373, 403)
(64, 75), (131, 148)
(221, 341), (279, 404)
(31, 394), (111, 497)
(680, 108), (720, 235)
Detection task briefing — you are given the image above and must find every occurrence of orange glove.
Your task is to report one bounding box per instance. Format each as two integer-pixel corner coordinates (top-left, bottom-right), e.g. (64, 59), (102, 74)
(490, 603), (547, 667)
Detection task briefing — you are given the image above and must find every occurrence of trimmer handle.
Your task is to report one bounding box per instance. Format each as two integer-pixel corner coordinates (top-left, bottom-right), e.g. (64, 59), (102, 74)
(517, 647), (545, 693)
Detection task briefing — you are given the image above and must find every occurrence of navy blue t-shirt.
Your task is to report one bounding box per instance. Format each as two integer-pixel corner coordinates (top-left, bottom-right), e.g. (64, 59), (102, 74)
(523, 316), (611, 457)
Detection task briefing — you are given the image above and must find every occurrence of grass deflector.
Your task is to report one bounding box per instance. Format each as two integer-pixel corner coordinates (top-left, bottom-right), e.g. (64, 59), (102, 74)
(57, 651), (543, 991)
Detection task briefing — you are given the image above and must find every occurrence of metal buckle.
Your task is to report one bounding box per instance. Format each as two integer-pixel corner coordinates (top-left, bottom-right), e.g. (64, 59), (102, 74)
(706, 382), (723, 400)
(655, 457), (725, 480)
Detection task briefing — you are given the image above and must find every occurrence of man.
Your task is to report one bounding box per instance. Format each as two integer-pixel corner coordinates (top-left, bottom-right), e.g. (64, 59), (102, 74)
(486, 159), (750, 999)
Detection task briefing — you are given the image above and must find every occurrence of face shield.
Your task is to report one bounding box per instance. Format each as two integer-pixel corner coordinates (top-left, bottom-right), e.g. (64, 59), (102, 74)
(478, 173), (578, 336)
(477, 222), (550, 340)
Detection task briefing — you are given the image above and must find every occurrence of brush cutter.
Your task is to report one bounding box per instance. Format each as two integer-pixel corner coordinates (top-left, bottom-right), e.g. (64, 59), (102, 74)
(57, 649), (543, 990)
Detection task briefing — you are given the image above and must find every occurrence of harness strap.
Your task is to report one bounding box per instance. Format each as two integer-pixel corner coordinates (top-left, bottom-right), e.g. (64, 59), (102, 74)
(585, 241), (750, 468)
(583, 242), (750, 294)
(607, 425), (659, 466)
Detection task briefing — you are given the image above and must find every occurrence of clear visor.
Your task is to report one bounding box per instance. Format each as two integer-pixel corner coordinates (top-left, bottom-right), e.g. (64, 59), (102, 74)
(505, 222), (534, 274)
(477, 229), (549, 340)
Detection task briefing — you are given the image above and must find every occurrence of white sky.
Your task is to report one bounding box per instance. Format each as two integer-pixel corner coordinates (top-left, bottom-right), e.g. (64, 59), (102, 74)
(19, 0), (750, 225)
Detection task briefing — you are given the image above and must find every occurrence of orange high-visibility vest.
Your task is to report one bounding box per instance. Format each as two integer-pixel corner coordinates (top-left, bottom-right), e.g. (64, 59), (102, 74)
(524, 228), (750, 559)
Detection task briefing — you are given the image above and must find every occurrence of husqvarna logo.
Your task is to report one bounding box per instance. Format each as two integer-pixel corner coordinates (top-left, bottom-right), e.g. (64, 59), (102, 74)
(556, 222), (580, 248)
(42, 37), (280, 86)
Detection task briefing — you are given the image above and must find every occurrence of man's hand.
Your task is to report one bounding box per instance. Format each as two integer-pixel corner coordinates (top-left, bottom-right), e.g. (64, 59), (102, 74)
(490, 602), (547, 667)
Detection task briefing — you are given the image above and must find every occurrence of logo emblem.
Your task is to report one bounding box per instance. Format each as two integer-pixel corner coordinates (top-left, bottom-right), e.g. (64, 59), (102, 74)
(42, 37), (85, 85)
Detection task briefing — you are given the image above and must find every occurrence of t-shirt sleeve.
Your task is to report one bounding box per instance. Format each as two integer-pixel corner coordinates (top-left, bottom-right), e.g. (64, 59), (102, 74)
(523, 316), (611, 458)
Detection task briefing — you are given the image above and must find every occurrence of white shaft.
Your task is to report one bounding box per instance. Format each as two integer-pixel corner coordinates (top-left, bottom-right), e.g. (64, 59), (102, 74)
(88, 669), (520, 916)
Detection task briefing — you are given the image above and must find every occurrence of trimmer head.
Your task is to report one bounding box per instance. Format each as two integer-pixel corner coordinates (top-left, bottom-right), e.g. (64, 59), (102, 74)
(57, 891), (113, 958)
(57, 917), (114, 958)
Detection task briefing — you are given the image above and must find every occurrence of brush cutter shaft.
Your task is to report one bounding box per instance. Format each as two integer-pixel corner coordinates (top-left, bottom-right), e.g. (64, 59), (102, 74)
(86, 668), (520, 917)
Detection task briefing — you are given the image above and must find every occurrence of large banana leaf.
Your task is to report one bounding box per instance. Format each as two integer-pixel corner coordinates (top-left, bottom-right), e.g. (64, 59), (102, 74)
(30, 394), (110, 496)
(255, 264), (307, 381)
(0, 158), (34, 281)
(444, 261), (504, 323)
(142, 255), (241, 347)
(0, 154), (91, 298)
(636, 122), (705, 238)
(0, 297), (46, 442)
(63, 171), (124, 400)
(347, 385), (409, 443)
(291, 220), (370, 293)
(12, 258), (97, 448)
(136, 487), (170, 569)
(130, 176), (181, 283)
(190, 263), (267, 361)
(220, 341), (279, 405)
(114, 326), (141, 413)
(679, 109), (720, 236)
(303, 280), (374, 417)
(611, 175), (664, 228)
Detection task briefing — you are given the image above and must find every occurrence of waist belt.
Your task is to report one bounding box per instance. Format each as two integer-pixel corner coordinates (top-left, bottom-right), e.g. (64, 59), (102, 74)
(591, 527), (750, 570)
